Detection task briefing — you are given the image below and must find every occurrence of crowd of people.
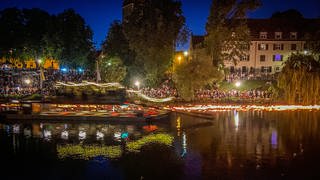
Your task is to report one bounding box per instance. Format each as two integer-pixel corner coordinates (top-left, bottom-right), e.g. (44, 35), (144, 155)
(0, 68), (95, 98)
(195, 89), (271, 100)
(1, 67), (272, 101)
(141, 84), (177, 98)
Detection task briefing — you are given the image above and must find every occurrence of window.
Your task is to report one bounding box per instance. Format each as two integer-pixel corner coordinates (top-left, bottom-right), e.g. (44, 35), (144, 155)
(258, 43), (268, 50)
(230, 66), (235, 73)
(267, 66), (272, 73)
(242, 66), (247, 73)
(261, 66), (272, 73)
(273, 44), (284, 50)
(275, 67), (281, 72)
(290, 32), (297, 39)
(240, 55), (250, 61)
(250, 67), (255, 73)
(273, 54), (283, 61)
(291, 44), (297, 51)
(260, 32), (268, 39)
(260, 55), (266, 62)
(240, 44), (250, 50)
(275, 32), (282, 39)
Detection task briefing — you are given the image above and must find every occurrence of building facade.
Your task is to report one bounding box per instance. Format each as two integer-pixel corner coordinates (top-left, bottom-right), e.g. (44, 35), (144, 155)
(190, 18), (320, 78)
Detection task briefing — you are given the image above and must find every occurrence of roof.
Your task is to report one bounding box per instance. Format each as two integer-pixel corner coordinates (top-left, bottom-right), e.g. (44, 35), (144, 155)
(190, 18), (320, 48)
(246, 18), (320, 40)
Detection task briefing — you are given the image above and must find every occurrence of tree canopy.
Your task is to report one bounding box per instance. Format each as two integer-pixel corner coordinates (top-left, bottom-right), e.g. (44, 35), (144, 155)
(123, 0), (186, 87)
(205, 0), (261, 66)
(278, 53), (320, 105)
(101, 20), (135, 85)
(100, 56), (127, 83)
(0, 8), (94, 69)
(173, 58), (223, 101)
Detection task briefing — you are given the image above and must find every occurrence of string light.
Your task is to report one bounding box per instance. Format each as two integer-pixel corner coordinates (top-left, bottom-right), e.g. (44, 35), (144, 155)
(172, 105), (320, 112)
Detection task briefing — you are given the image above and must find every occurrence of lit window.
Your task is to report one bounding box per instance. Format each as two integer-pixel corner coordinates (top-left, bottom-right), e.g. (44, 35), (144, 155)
(290, 32), (297, 39)
(240, 55), (250, 61)
(260, 32), (268, 39)
(273, 44), (284, 50)
(275, 32), (282, 39)
(258, 43), (268, 50)
(273, 54), (283, 61)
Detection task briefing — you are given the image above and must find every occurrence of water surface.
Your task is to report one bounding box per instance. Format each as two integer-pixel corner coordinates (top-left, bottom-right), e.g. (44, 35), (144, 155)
(1, 111), (320, 179)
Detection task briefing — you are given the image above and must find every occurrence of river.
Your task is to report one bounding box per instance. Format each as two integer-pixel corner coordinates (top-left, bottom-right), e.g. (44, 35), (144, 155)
(1, 110), (320, 179)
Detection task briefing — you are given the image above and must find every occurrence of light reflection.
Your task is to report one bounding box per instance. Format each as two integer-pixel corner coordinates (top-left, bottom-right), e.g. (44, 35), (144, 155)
(61, 130), (69, 140)
(43, 130), (52, 141)
(176, 116), (181, 137)
(234, 111), (239, 131)
(181, 131), (187, 157)
(114, 132), (121, 141)
(96, 131), (104, 140)
(13, 124), (20, 134)
(24, 128), (31, 137)
(271, 130), (278, 149)
(79, 131), (86, 140)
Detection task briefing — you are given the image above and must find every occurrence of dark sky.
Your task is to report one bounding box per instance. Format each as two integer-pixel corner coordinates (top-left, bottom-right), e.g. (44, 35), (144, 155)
(1, 0), (320, 50)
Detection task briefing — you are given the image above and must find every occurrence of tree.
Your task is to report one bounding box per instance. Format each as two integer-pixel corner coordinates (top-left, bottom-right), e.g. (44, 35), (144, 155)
(20, 8), (51, 61)
(205, 0), (261, 66)
(0, 8), (25, 59)
(173, 58), (223, 101)
(100, 56), (127, 83)
(123, 0), (186, 87)
(101, 20), (135, 85)
(278, 53), (320, 105)
(0, 8), (95, 70)
(55, 9), (94, 68)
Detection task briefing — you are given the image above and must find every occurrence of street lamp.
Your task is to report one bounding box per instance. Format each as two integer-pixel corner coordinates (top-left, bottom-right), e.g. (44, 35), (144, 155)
(235, 81), (241, 88)
(37, 58), (42, 64)
(177, 56), (182, 64)
(135, 81), (140, 90)
(183, 51), (188, 56)
(24, 79), (31, 85)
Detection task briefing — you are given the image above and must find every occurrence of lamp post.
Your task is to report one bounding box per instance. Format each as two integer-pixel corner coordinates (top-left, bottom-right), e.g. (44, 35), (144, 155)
(24, 79), (31, 86)
(37, 58), (43, 90)
(135, 81), (140, 91)
(96, 55), (103, 83)
(235, 81), (241, 88)
(183, 51), (188, 57)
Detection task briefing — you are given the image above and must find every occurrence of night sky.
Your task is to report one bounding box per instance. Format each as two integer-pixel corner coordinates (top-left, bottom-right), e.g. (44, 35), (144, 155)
(1, 0), (320, 50)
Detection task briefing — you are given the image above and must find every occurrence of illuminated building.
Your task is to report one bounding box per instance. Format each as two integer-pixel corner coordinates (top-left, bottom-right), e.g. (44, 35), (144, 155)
(189, 18), (320, 77)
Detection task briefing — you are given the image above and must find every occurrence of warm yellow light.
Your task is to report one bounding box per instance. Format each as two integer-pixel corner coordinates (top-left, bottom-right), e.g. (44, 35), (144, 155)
(134, 80), (140, 90)
(24, 79), (31, 85)
(183, 51), (188, 56)
(235, 81), (241, 87)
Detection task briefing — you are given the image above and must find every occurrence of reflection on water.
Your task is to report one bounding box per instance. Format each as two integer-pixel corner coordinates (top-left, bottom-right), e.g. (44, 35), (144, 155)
(1, 111), (320, 179)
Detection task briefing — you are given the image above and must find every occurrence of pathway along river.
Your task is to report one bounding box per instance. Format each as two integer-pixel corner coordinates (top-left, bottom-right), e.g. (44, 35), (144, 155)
(1, 111), (320, 179)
